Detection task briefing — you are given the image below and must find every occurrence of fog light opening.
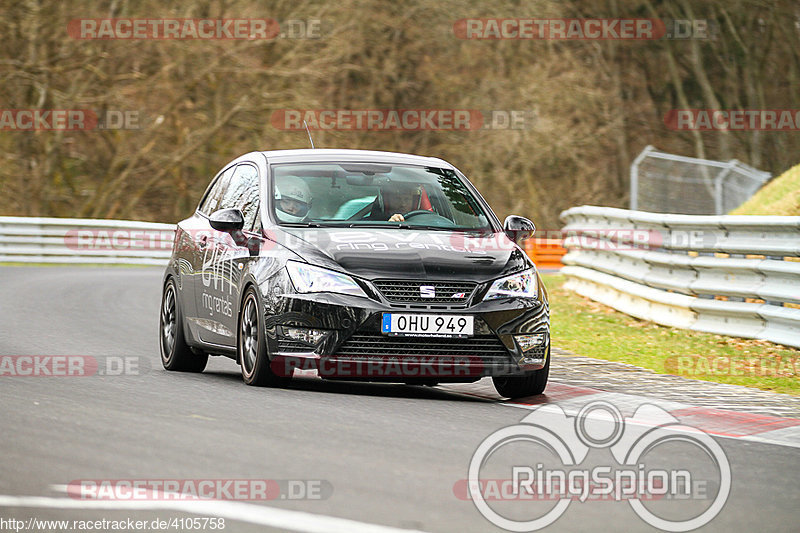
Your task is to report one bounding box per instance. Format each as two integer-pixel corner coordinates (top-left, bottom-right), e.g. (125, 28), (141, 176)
(515, 333), (547, 353)
(281, 327), (329, 346)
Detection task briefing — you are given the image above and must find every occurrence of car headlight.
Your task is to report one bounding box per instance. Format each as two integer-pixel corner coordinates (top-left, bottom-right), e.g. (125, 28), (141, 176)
(484, 269), (538, 300)
(286, 261), (367, 297)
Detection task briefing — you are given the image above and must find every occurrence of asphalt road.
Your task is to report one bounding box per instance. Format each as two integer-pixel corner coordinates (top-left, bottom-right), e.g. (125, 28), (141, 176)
(0, 267), (797, 532)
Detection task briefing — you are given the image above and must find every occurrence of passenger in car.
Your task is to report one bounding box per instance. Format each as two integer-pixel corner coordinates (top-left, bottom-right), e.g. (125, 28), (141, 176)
(275, 176), (313, 222)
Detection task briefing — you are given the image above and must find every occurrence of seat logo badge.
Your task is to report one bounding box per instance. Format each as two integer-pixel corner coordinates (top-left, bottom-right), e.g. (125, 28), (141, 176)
(420, 285), (436, 298)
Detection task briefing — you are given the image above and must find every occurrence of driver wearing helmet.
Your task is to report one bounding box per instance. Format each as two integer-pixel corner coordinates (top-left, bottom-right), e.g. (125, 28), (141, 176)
(274, 176), (312, 223)
(367, 182), (420, 222)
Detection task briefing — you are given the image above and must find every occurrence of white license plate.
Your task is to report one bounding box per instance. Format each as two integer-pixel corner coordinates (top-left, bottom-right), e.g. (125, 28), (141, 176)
(381, 313), (474, 337)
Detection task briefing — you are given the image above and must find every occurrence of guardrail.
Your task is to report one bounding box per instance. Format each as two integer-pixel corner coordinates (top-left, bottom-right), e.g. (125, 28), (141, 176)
(559, 206), (800, 349)
(0, 216), (175, 265)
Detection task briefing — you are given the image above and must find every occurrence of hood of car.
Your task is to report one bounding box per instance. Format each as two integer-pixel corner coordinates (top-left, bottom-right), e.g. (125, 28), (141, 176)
(269, 227), (532, 282)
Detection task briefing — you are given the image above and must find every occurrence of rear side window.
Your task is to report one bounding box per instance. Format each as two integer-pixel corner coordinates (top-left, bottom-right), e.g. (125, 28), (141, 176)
(199, 165), (236, 215)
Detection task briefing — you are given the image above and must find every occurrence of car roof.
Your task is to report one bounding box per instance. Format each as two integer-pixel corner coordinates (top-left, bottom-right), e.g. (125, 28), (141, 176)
(257, 149), (455, 169)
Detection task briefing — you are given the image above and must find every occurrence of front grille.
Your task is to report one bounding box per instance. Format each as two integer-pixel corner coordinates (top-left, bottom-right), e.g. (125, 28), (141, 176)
(372, 280), (477, 304)
(335, 333), (510, 362)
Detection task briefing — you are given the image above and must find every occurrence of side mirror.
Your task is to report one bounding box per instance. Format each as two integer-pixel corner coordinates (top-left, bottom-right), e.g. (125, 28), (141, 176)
(209, 208), (245, 233)
(504, 215), (535, 244)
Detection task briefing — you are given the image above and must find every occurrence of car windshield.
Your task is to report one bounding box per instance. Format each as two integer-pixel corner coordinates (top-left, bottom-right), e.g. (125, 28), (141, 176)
(270, 163), (492, 230)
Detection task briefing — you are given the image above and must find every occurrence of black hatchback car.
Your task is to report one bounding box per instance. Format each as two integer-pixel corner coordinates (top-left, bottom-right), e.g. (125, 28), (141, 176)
(159, 149), (550, 398)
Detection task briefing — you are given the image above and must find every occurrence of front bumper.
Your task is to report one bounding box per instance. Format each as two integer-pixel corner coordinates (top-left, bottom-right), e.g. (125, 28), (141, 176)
(262, 289), (550, 382)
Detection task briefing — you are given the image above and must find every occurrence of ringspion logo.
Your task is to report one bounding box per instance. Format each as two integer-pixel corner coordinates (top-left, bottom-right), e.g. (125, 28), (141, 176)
(463, 401), (730, 531)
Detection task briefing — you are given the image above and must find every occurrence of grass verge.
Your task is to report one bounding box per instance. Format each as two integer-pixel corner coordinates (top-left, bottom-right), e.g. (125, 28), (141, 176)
(543, 274), (799, 396)
(730, 162), (800, 215)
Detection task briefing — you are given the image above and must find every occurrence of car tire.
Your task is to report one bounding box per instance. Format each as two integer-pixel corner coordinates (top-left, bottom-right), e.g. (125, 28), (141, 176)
(238, 287), (290, 387)
(492, 346), (550, 399)
(160, 278), (208, 372)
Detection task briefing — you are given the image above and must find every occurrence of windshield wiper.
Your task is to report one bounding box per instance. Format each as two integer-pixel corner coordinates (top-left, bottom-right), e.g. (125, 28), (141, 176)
(401, 225), (454, 231)
(346, 223), (408, 229)
(280, 222), (322, 228)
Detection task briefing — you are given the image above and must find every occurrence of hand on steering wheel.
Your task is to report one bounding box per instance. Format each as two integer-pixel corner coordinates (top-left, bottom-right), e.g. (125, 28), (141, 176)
(399, 209), (432, 220)
(389, 210), (431, 222)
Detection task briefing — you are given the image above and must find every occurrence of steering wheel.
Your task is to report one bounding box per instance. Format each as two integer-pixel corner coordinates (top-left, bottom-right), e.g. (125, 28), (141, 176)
(402, 209), (435, 219)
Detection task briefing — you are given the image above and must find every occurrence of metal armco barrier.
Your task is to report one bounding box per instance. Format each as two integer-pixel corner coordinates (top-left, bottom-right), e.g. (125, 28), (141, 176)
(0, 216), (175, 265)
(560, 206), (800, 349)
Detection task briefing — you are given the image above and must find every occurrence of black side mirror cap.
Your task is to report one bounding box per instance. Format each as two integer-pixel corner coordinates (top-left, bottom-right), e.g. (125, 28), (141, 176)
(504, 215), (535, 244)
(209, 208), (245, 233)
